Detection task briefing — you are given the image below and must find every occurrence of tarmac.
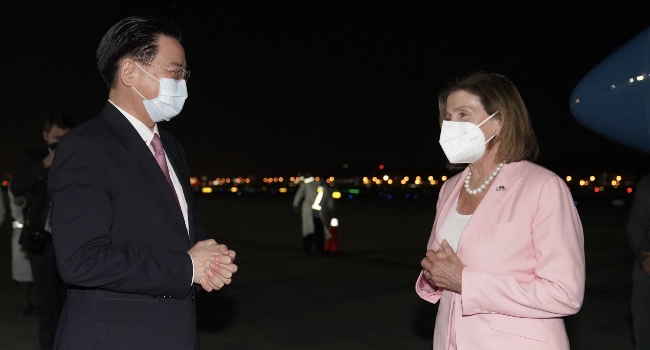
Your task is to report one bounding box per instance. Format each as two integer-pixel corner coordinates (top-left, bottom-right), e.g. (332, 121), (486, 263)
(0, 190), (636, 349)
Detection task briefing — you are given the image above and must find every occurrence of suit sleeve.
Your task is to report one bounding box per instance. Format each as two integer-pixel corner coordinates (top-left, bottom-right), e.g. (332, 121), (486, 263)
(10, 150), (47, 197)
(461, 176), (585, 318)
(48, 135), (193, 300)
(192, 193), (209, 242)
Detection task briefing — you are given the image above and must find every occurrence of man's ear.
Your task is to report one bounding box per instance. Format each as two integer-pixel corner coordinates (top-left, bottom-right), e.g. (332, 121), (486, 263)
(42, 130), (48, 142)
(119, 59), (136, 87)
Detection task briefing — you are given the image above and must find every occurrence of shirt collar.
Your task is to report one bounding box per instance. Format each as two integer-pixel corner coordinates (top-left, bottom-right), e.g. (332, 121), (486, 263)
(108, 99), (159, 144)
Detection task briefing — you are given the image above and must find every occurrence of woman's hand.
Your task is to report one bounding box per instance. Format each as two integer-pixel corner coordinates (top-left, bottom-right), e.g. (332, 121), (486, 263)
(421, 239), (465, 293)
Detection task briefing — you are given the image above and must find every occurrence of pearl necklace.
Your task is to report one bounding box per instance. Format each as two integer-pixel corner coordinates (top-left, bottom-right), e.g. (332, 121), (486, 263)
(464, 162), (504, 195)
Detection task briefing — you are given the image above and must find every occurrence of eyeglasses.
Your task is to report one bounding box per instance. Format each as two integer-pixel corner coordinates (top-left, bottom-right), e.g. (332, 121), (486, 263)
(141, 61), (190, 81)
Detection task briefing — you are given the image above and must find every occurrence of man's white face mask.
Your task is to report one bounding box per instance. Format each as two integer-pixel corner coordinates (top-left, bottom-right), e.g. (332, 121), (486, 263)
(439, 111), (499, 164)
(132, 62), (188, 122)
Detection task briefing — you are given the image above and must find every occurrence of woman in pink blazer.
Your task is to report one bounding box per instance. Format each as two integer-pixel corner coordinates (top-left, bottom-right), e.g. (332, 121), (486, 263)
(417, 72), (585, 349)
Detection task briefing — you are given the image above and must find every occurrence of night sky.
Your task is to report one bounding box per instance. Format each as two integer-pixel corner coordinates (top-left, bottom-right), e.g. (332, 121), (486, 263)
(3, 2), (650, 178)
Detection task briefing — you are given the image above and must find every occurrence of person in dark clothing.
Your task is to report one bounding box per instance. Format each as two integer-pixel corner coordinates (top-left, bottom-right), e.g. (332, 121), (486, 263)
(10, 114), (74, 350)
(627, 174), (650, 349)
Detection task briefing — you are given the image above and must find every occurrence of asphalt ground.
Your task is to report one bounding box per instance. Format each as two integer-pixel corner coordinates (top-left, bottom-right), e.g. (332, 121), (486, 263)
(0, 189), (636, 349)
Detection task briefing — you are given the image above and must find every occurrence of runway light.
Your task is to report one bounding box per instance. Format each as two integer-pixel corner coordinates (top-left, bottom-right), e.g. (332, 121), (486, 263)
(383, 175), (389, 181)
(637, 75), (644, 81)
(628, 187), (633, 194)
(201, 187), (213, 194)
(589, 176), (595, 181)
(230, 187), (238, 193)
(616, 176), (622, 181)
(279, 187), (288, 193)
(379, 164), (384, 170)
(566, 176), (572, 182)
(330, 218), (339, 227)
(332, 191), (341, 199)
(594, 187), (600, 193)
(441, 176), (448, 181)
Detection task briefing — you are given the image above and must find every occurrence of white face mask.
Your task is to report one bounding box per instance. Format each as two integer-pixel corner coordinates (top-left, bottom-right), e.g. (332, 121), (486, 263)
(132, 62), (188, 122)
(439, 111), (499, 164)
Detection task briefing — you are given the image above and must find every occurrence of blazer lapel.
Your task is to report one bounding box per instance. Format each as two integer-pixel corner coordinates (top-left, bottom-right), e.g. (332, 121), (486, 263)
(456, 162), (523, 253)
(101, 102), (188, 237)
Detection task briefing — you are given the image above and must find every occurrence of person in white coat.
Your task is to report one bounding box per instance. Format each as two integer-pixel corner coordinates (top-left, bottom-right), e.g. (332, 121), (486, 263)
(8, 184), (36, 315)
(293, 174), (335, 255)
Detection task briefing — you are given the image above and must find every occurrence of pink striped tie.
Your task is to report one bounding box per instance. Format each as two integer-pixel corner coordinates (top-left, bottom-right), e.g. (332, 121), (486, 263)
(151, 133), (180, 207)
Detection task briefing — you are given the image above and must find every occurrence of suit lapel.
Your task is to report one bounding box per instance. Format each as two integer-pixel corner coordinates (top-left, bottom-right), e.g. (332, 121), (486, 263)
(101, 102), (188, 237)
(456, 162), (523, 253)
(160, 132), (194, 242)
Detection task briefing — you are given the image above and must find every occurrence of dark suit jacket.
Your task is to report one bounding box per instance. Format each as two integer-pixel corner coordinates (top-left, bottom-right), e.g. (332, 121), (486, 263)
(628, 174), (650, 282)
(48, 102), (209, 350)
(10, 147), (51, 238)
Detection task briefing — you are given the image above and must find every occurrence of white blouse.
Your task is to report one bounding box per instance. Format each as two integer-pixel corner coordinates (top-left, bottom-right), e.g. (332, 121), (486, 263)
(439, 195), (471, 253)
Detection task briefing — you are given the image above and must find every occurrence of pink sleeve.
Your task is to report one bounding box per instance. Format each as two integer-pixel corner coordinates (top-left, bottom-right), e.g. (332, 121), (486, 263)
(415, 271), (443, 303)
(461, 176), (585, 318)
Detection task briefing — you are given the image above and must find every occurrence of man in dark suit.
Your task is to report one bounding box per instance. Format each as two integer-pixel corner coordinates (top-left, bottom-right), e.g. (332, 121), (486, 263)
(628, 174), (650, 349)
(10, 114), (74, 350)
(48, 16), (238, 349)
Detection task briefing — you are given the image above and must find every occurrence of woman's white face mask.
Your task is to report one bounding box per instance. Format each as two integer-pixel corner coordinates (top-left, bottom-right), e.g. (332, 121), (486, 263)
(439, 111), (499, 164)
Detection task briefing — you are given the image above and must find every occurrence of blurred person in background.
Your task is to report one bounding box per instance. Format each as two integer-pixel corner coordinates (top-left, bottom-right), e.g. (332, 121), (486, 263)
(10, 114), (73, 350)
(626, 173), (650, 349)
(8, 186), (36, 316)
(293, 173), (335, 256)
(416, 71), (585, 349)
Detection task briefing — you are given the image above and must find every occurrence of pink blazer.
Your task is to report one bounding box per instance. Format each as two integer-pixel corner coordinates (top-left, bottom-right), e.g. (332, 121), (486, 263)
(416, 161), (585, 349)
